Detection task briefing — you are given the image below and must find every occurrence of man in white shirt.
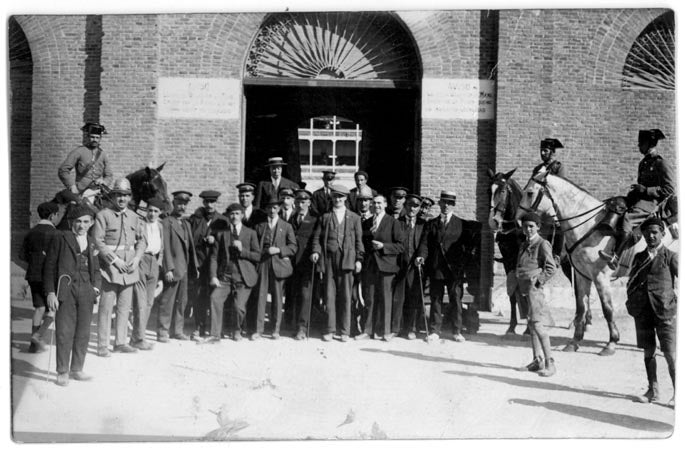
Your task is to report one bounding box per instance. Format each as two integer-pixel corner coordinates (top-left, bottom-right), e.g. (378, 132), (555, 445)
(130, 197), (165, 351)
(255, 157), (299, 210)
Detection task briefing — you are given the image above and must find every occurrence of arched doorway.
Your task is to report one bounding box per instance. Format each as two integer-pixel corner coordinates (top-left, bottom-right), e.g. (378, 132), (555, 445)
(243, 12), (421, 194)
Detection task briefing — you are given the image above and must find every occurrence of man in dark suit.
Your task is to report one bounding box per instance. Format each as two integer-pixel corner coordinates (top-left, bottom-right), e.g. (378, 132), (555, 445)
(158, 191), (199, 342)
(393, 194), (426, 339)
(387, 187), (408, 220)
(357, 195), (404, 341)
(251, 194), (297, 340)
(43, 205), (101, 386)
(311, 185), (364, 342)
(287, 189), (319, 339)
(416, 190), (467, 343)
(346, 170), (378, 213)
(279, 188), (297, 222)
(208, 203), (261, 342)
(255, 157), (300, 211)
(21, 202), (60, 353)
(419, 196), (435, 221)
(626, 217), (677, 406)
(311, 170), (336, 217)
(230, 182), (266, 228)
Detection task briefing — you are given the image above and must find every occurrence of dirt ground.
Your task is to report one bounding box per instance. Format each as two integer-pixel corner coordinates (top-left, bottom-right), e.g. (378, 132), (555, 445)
(7, 261), (680, 444)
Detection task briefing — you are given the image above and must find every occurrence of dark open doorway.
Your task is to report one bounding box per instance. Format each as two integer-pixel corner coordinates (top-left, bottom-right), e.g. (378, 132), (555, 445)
(244, 84), (420, 196)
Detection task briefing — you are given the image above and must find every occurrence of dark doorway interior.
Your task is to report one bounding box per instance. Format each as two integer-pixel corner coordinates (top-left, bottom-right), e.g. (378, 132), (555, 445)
(244, 85), (419, 196)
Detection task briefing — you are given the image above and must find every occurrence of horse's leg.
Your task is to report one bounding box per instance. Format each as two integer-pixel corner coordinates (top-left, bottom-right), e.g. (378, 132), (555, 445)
(506, 293), (517, 334)
(594, 273), (619, 356)
(563, 274), (591, 352)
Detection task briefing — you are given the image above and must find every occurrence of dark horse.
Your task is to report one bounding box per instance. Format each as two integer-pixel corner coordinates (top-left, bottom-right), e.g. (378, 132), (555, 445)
(55, 163), (170, 229)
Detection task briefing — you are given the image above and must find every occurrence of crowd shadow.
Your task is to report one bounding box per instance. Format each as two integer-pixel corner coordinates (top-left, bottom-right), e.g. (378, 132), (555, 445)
(359, 347), (516, 371)
(508, 398), (673, 434)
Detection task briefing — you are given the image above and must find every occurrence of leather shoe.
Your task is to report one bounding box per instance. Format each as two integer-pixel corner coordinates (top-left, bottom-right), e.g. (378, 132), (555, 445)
(250, 333), (261, 341)
(354, 333), (370, 341)
(272, 333), (280, 340)
(157, 334), (170, 343)
(452, 333), (466, 342)
(206, 336), (221, 344)
(233, 332), (243, 342)
(131, 340), (153, 351)
(340, 335), (350, 342)
(426, 333), (440, 342)
(295, 330), (306, 340)
(322, 333), (333, 342)
(97, 348), (111, 358)
(382, 333), (395, 342)
(113, 344), (138, 353)
(406, 332), (417, 340)
(172, 334), (190, 341)
(69, 371), (93, 381)
(56, 373), (69, 387)
(517, 357), (543, 372)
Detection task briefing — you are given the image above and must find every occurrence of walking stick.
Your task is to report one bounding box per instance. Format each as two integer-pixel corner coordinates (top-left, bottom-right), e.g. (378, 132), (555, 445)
(306, 262), (316, 340)
(46, 274), (71, 382)
(417, 264), (430, 339)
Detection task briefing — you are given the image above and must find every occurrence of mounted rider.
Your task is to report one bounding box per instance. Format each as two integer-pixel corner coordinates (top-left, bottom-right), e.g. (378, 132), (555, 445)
(58, 122), (114, 205)
(599, 129), (676, 270)
(532, 138), (566, 264)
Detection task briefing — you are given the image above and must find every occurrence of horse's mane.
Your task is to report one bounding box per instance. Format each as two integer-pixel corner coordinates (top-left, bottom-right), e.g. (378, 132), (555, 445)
(548, 174), (595, 198)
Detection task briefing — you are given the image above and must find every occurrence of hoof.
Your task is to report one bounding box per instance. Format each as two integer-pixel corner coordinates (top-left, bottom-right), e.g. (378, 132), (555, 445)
(598, 345), (615, 357)
(562, 342), (579, 352)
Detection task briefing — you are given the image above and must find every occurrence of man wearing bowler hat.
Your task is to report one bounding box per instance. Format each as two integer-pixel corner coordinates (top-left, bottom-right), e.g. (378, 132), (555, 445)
(600, 129), (676, 269)
(311, 185), (364, 342)
(251, 194), (297, 340)
(255, 157), (300, 211)
(311, 170), (337, 217)
(58, 122), (114, 198)
(187, 190), (227, 340)
(92, 178), (147, 356)
(232, 182), (266, 228)
(158, 191), (199, 341)
(387, 187), (409, 220)
(415, 190), (468, 343)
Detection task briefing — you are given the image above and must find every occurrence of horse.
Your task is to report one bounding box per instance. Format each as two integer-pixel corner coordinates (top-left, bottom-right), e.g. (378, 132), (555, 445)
(516, 171), (678, 355)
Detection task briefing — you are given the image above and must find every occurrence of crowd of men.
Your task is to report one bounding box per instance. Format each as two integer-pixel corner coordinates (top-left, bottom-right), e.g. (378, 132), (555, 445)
(19, 122), (677, 408)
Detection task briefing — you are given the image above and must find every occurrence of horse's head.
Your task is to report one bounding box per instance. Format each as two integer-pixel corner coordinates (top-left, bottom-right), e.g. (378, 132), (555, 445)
(126, 162), (171, 213)
(516, 171), (556, 224)
(487, 167), (519, 232)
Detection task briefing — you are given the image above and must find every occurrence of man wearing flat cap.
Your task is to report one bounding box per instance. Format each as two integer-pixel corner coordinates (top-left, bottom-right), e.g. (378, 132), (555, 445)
(233, 183), (266, 228)
(255, 157), (300, 211)
(279, 188), (297, 222)
(419, 197), (435, 221)
(158, 191), (199, 341)
(58, 122), (113, 199)
(600, 129), (676, 269)
(626, 217), (677, 406)
(43, 205), (101, 386)
(387, 187), (409, 220)
(346, 170), (378, 214)
(130, 197), (165, 350)
(208, 203), (261, 342)
(251, 194), (297, 340)
(311, 170), (337, 217)
(533, 138), (567, 178)
(92, 178), (147, 356)
(415, 190), (468, 343)
(187, 190), (227, 340)
(311, 185), (364, 342)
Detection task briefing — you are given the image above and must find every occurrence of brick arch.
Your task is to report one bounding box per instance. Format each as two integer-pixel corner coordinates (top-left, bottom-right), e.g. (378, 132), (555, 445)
(588, 9), (666, 87)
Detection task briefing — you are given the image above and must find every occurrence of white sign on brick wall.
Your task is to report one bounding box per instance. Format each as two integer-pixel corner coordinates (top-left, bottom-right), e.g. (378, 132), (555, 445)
(157, 77), (240, 120)
(422, 78), (495, 120)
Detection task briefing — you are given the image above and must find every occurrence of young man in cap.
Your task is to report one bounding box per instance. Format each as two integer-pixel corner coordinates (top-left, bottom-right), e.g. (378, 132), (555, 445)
(21, 202), (61, 352)
(626, 217), (677, 406)
(600, 129), (676, 269)
(387, 187), (408, 219)
(130, 197), (165, 350)
(187, 190), (227, 340)
(357, 195), (404, 341)
(516, 212), (558, 377)
(251, 195), (297, 340)
(311, 170), (336, 217)
(287, 189), (319, 339)
(356, 186), (374, 221)
(311, 185), (364, 342)
(415, 190), (468, 343)
(44, 205), (101, 386)
(393, 193), (426, 339)
(419, 197), (435, 221)
(92, 178), (147, 356)
(58, 122), (113, 197)
(233, 182), (266, 228)
(255, 157), (300, 211)
(346, 170), (377, 213)
(279, 188), (297, 222)
(159, 191), (199, 341)
(208, 203), (261, 342)
(533, 138), (567, 178)
(350, 186), (374, 334)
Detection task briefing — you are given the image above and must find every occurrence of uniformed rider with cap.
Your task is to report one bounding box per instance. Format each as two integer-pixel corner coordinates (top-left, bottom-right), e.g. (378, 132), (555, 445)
(533, 138), (567, 264)
(600, 129), (676, 269)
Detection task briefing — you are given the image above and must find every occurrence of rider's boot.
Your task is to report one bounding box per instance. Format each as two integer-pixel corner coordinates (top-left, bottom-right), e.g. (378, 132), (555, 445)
(599, 230), (632, 270)
(636, 356), (660, 403)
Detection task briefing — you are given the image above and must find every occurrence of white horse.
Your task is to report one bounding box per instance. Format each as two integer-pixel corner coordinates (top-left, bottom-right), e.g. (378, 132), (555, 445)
(516, 172), (677, 355)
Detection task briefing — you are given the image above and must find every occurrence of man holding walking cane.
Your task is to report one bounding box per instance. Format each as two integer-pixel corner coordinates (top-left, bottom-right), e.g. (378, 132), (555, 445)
(43, 205), (101, 387)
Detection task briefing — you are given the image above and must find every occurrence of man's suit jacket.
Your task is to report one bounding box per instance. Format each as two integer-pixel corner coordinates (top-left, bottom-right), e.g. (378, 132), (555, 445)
(312, 209), (364, 272)
(361, 214), (404, 274)
(418, 214), (466, 279)
(242, 207), (267, 229)
(161, 215), (199, 280)
(209, 225), (261, 287)
(311, 187), (333, 217)
(288, 210), (318, 267)
(397, 216), (425, 279)
(22, 223), (58, 283)
(255, 177), (300, 210)
(626, 245), (678, 320)
(187, 208), (228, 269)
(43, 231), (101, 302)
(254, 218), (297, 279)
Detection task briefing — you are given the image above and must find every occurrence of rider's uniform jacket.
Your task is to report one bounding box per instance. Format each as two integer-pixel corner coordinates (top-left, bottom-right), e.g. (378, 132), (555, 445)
(532, 159), (567, 179)
(630, 153), (676, 212)
(58, 145), (113, 193)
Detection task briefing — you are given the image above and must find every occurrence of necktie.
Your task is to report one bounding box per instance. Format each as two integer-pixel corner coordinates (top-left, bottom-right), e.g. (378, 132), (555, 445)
(372, 215), (379, 233)
(298, 214), (304, 225)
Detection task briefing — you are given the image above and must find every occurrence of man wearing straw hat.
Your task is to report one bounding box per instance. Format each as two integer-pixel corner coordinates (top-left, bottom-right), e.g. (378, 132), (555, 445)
(255, 157), (300, 211)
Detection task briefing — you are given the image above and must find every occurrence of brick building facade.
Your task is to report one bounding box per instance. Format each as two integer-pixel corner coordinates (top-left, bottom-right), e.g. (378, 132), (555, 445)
(8, 9), (676, 310)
